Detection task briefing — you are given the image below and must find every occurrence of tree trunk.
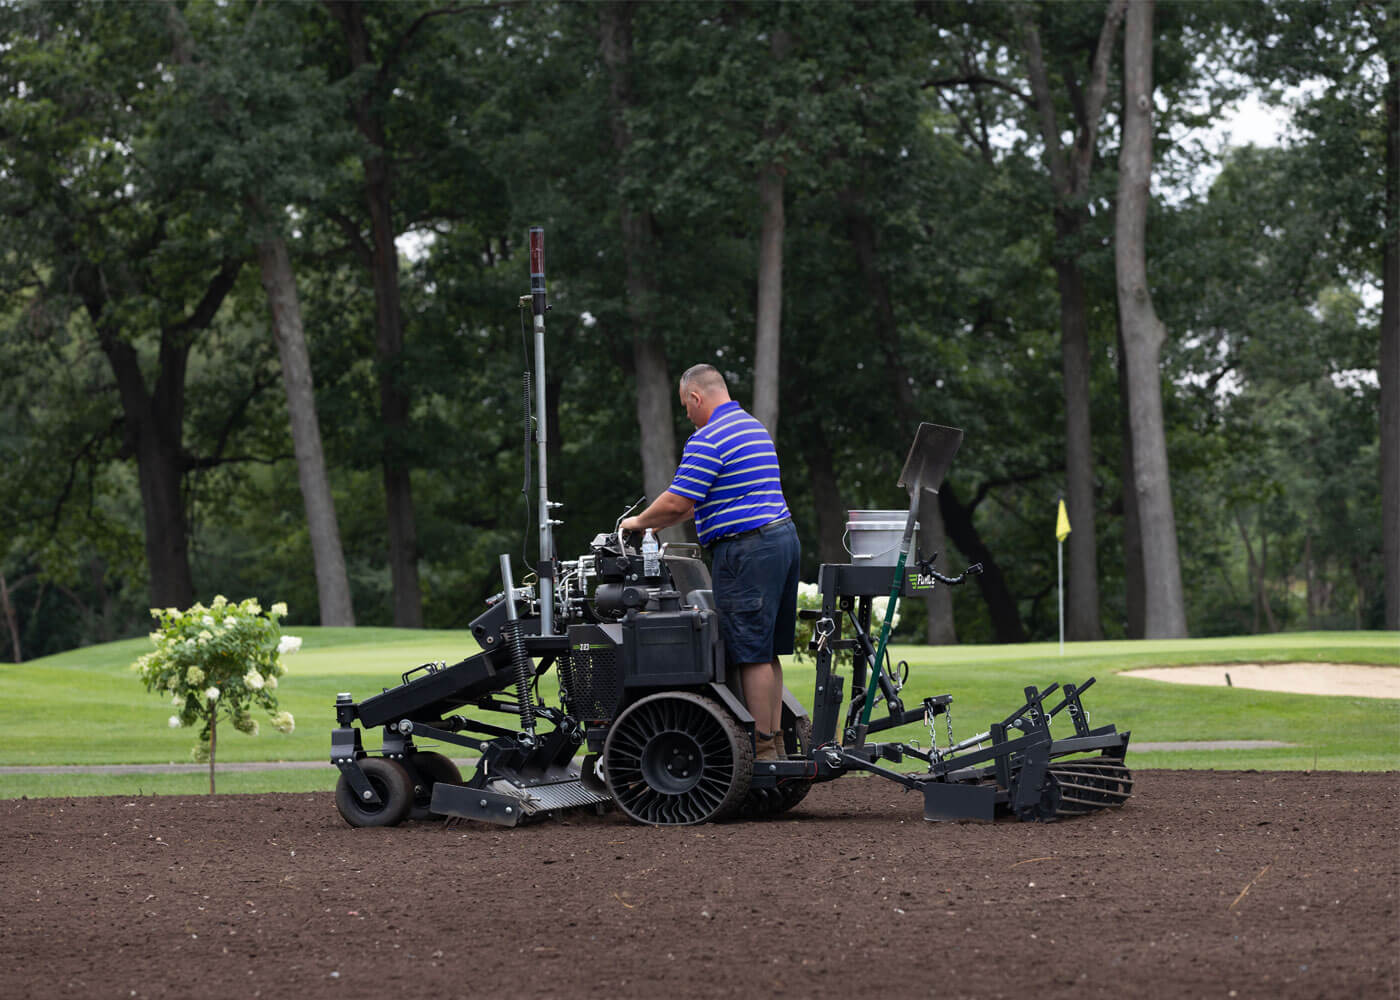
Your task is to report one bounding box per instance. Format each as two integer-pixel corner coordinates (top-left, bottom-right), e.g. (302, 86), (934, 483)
(255, 232), (356, 627)
(786, 377), (845, 564)
(1114, 0), (1187, 638)
(842, 192), (963, 641)
(920, 501), (958, 645)
(1054, 248), (1103, 640)
(331, 0), (423, 627)
(88, 557), (114, 642)
(800, 422), (849, 566)
(84, 244), (239, 614)
(939, 482), (1027, 643)
(1303, 532), (1319, 628)
(752, 22), (791, 437)
(1116, 319), (1146, 638)
(1381, 49), (1399, 631)
(0, 573), (20, 663)
(208, 709), (217, 795)
(841, 194), (920, 430)
(1260, 529), (1276, 632)
(599, 3), (679, 528)
(1353, 553), (1368, 629)
(753, 161), (784, 436)
(1237, 511), (1260, 632)
(94, 299), (201, 611)
(1236, 509), (1275, 633)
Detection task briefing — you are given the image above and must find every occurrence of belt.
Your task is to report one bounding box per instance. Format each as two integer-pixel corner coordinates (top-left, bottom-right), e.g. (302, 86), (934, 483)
(707, 516), (792, 549)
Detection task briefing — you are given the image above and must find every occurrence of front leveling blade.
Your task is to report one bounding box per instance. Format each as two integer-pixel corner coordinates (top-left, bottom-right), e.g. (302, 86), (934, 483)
(921, 779), (997, 822)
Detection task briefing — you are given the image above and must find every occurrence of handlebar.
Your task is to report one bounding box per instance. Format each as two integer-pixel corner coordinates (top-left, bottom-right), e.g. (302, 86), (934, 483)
(916, 556), (983, 586)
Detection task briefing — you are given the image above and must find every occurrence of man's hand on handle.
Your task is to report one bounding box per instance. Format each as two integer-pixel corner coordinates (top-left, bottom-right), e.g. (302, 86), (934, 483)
(620, 491), (695, 535)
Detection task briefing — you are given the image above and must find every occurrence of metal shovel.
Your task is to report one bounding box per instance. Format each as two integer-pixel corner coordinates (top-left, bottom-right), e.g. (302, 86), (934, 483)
(853, 422), (963, 747)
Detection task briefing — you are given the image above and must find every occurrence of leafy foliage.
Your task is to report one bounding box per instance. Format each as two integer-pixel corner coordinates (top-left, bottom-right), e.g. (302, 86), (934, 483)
(0, 1), (1390, 655)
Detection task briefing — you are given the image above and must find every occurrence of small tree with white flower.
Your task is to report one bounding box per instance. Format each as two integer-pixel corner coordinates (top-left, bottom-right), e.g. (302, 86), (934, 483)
(134, 596), (300, 793)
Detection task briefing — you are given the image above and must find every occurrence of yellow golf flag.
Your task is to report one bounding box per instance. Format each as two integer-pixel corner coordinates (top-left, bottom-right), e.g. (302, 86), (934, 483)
(1055, 499), (1071, 542)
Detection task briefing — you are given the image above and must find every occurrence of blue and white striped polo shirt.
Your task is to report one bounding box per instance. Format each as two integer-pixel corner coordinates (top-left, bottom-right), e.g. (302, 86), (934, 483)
(667, 401), (791, 546)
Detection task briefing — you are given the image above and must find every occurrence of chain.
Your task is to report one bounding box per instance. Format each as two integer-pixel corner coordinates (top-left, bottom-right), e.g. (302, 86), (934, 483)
(945, 700), (954, 751)
(925, 704), (939, 760)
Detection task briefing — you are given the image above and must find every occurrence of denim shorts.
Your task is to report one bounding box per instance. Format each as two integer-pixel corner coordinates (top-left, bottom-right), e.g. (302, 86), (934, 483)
(710, 519), (801, 664)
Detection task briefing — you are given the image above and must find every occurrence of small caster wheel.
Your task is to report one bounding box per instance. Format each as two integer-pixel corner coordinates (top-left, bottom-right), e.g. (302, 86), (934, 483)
(335, 757), (414, 828)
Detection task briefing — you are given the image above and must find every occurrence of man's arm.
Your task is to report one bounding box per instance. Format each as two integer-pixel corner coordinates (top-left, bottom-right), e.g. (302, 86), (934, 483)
(620, 490), (695, 533)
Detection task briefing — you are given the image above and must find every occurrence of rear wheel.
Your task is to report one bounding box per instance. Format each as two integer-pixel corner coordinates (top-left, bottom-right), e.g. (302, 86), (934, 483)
(405, 751), (462, 821)
(604, 692), (752, 826)
(334, 757), (414, 828)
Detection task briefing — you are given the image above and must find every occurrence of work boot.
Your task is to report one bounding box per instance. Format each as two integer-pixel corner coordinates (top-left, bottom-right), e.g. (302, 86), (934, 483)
(773, 729), (787, 759)
(754, 730), (779, 761)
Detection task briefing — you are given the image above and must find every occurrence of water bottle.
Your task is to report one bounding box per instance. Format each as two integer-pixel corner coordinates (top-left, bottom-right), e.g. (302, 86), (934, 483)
(642, 528), (660, 578)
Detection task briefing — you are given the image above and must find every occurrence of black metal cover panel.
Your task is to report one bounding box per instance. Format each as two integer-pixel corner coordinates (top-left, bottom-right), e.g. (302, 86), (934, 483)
(564, 623), (624, 722)
(355, 649), (510, 728)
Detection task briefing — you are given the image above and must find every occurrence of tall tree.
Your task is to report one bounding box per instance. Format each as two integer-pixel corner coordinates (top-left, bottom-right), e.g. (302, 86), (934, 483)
(752, 24), (793, 437)
(1018, 1), (1126, 640)
(164, 3), (356, 627)
(1242, 0), (1398, 628)
(323, 1), (442, 626)
(1380, 27), (1399, 630)
(254, 230), (356, 626)
(1114, 0), (1187, 637)
(0, 3), (258, 611)
(597, 3), (679, 517)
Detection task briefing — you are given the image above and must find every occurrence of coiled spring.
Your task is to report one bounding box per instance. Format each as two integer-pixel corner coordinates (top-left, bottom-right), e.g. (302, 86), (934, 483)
(503, 617), (537, 734)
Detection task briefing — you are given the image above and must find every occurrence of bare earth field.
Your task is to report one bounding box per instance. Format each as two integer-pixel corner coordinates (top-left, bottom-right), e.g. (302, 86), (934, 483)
(4, 770), (1397, 1000)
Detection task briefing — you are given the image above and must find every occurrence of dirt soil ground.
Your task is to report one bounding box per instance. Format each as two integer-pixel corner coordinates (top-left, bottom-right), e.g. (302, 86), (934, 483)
(4, 770), (1396, 1000)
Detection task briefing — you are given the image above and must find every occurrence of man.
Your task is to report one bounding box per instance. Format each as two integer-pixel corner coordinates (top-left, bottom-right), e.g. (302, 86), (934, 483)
(620, 364), (800, 761)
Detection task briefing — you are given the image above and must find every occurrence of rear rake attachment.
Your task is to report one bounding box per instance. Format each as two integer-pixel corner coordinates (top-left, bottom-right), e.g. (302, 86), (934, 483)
(1046, 757), (1134, 818)
(905, 678), (1134, 823)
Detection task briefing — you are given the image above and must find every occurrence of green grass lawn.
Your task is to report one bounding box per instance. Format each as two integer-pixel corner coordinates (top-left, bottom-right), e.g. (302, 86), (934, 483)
(1, 627), (1395, 799)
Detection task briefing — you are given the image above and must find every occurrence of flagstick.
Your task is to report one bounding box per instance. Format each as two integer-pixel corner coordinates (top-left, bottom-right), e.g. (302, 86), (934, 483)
(1057, 537), (1065, 656)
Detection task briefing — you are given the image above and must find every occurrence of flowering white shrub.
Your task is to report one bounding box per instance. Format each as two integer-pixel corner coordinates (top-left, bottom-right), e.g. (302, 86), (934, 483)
(133, 596), (299, 792)
(791, 581), (899, 663)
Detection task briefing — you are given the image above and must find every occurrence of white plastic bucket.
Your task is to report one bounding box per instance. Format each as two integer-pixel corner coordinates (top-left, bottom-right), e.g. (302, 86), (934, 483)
(844, 509), (916, 566)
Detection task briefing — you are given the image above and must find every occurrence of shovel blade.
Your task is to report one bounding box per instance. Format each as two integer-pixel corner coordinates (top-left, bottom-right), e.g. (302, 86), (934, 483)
(898, 423), (963, 495)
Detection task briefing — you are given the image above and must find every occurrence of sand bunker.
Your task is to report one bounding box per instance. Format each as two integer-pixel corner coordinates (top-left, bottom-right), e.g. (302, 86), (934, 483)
(1127, 662), (1400, 699)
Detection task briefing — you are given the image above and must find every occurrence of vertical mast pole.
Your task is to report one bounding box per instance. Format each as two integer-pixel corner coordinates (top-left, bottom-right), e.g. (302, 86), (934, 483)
(529, 226), (555, 634)
(1058, 538), (1065, 656)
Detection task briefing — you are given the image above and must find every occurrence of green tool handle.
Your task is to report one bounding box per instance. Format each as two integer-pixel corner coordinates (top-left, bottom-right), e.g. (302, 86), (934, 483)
(858, 491), (921, 733)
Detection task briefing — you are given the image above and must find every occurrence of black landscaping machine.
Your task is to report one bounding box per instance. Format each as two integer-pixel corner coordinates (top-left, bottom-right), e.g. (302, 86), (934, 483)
(329, 229), (1133, 829)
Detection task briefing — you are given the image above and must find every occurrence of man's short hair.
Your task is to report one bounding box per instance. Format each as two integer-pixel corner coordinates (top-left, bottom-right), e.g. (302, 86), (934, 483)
(680, 363), (727, 395)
